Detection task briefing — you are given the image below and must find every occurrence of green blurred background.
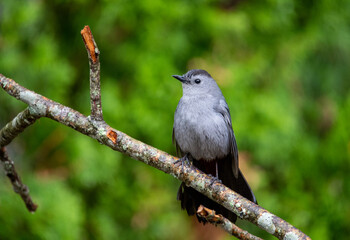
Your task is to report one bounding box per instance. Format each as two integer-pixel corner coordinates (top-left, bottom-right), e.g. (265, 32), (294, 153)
(1, 0), (349, 239)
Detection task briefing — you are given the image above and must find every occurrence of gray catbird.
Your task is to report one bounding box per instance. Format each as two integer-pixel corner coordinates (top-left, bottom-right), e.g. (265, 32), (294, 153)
(172, 69), (257, 223)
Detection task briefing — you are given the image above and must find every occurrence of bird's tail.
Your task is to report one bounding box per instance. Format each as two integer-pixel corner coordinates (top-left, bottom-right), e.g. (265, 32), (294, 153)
(177, 156), (257, 223)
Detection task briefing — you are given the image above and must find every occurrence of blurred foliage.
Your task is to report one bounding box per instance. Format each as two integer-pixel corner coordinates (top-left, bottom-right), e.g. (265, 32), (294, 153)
(1, 0), (350, 239)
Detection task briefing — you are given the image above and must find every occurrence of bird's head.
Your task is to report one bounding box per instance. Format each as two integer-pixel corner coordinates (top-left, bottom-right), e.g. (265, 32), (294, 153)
(172, 69), (221, 96)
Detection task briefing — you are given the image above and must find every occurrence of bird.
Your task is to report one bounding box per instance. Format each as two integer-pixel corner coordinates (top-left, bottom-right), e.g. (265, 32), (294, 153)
(172, 69), (257, 223)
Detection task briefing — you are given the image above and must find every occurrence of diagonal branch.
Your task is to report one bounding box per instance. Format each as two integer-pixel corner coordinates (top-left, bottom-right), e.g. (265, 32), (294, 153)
(0, 73), (310, 240)
(0, 25), (311, 240)
(0, 147), (38, 212)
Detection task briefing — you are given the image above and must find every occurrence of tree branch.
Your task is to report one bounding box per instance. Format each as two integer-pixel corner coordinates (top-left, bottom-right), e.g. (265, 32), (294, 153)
(0, 25), (311, 240)
(0, 73), (310, 240)
(0, 107), (41, 212)
(0, 147), (38, 212)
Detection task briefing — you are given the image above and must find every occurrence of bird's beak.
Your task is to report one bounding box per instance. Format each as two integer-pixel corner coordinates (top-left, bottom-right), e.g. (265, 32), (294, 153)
(172, 75), (189, 84)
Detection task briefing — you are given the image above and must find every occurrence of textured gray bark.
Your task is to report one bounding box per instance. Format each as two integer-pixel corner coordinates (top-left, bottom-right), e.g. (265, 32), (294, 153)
(0, 107), (40, 147)
(0, 147), (38, 212)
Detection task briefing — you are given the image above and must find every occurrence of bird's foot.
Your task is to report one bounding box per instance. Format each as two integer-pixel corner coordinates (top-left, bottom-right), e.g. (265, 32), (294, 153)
(207, 174), (222, 187)
(174, 154), (192, 173)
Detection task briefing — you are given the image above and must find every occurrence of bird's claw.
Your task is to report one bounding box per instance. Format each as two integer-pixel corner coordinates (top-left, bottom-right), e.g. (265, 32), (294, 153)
(208, 174), (222, 187)
(174, 154), (192, 172)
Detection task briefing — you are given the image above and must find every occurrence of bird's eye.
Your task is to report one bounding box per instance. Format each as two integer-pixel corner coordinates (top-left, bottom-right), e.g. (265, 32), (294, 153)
(194, 79), (201, 84)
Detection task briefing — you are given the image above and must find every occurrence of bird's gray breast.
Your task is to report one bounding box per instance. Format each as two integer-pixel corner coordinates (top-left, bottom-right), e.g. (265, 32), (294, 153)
(174, 96), (230, 161)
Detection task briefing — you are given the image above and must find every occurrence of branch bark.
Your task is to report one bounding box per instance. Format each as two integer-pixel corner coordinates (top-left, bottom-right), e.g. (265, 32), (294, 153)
(0, 25), (311, 240)
(0, 147), (38, 212)
(0, 107), (40, 147)
(81, 25), (103, 121)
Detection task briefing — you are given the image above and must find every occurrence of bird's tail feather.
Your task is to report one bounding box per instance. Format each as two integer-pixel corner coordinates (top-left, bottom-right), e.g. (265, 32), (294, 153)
(177, 156), (257, 223)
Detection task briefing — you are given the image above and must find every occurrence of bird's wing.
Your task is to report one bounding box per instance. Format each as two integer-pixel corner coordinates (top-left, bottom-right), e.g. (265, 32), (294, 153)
(214, 99), (239, 178)
(172, 127), (184, 157)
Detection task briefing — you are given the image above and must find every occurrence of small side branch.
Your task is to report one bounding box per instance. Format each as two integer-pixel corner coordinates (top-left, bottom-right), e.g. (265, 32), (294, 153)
(81, 25), (103, 121)
(0, 107), (40, 147)
(197, 205), (263, 240)
(0, 147), (38, 212)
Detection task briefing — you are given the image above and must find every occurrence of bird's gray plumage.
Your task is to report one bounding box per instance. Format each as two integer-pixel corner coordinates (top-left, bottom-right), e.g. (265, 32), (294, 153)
(172, 69), (257, 223)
